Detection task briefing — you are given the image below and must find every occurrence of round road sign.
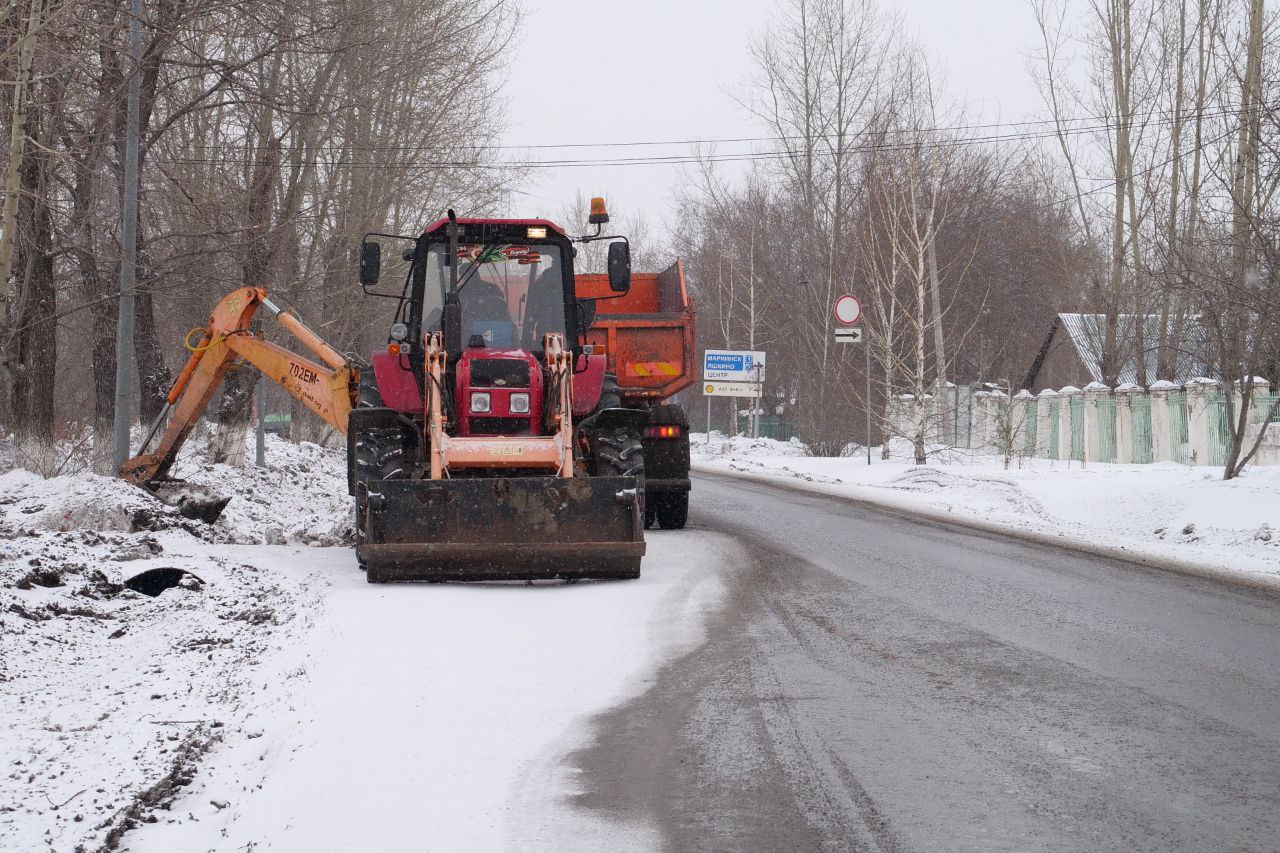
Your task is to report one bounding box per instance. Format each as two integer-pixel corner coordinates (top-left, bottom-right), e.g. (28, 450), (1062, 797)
(834, 294), (862, 326)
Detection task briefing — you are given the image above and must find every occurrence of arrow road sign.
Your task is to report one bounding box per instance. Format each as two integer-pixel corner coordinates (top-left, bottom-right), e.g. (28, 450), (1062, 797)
(835, 327), (863, 343)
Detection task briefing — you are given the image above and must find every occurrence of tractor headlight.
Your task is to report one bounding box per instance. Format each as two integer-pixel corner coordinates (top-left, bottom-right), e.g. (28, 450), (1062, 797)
(389, 322), (409, 341)
(509, 392), (530, 414)
(470, 392), (491, 414)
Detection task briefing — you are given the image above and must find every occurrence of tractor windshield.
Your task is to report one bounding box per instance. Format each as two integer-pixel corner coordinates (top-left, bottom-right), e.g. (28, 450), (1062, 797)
(422, 243), (567, 350)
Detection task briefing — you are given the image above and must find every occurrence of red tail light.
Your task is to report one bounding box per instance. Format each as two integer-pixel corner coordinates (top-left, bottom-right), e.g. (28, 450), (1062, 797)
(643, 425), (682, 439)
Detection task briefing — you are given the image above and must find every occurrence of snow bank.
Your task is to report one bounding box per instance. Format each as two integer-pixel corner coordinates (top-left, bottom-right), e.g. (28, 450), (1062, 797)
(691, 430), (809, 462)
(174, 433), (355, 546)
(693, 434), (1280, 583)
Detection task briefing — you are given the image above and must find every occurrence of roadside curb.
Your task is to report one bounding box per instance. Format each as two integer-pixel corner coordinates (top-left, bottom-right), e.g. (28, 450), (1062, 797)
(692, 462), (1280, 597)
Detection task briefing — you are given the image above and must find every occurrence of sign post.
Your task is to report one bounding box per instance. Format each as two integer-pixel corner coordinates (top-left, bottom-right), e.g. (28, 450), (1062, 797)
(833, 295), (871, 466)
(865, 337), (871, 466)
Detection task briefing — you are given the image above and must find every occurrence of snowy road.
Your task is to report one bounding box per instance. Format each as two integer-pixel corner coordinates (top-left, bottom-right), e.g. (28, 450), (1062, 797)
(568, 471), (1280, 851)
(112, 534), (726, 852)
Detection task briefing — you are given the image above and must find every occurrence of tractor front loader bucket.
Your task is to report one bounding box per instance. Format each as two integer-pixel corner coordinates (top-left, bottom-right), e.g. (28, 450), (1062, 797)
(357, 476), (646, 582)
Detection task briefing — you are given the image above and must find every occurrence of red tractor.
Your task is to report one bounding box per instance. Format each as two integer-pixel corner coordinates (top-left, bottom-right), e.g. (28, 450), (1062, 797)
(121, 200), (682, 583)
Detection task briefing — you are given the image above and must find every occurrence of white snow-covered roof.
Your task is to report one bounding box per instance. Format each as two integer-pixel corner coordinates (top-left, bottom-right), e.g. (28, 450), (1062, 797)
(1057, 313), (1211, 385)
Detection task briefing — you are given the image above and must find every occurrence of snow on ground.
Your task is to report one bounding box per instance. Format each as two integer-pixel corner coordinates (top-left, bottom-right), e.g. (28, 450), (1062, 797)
(2, 433), (724, 851)
(693, 432), (1280, 583)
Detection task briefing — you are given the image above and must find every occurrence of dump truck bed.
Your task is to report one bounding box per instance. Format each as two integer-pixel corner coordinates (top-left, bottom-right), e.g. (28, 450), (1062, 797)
(576, 260), (695, 402)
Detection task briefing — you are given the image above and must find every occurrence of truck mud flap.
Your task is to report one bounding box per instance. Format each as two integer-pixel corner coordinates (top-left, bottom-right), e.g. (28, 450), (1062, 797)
(357, 476), (645, 582)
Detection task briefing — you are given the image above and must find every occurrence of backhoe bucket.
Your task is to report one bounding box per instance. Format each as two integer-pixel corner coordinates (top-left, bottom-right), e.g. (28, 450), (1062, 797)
(143, 479), (232, 524)
(357, 476), (645, 582)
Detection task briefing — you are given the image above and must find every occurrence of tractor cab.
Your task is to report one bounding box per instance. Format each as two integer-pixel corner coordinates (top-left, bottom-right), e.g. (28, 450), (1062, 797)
(417, 220), (573, 352)
(418, 222), (573, 439)
(358, 212), (631, 441)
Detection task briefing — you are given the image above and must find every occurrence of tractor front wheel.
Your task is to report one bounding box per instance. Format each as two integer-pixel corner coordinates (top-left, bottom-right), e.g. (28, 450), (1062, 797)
(351, 371), (411, 572)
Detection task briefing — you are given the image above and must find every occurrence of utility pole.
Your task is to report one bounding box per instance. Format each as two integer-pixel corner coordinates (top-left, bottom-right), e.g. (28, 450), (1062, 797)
(254, 389), (266, 467)
(111, 0), (143, 469)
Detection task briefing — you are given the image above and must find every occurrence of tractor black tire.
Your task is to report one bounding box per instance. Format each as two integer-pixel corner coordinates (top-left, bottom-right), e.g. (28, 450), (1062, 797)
(653, 492), (689, 529)
(590, 429), (645, 566)
(351, 371), (410, 572)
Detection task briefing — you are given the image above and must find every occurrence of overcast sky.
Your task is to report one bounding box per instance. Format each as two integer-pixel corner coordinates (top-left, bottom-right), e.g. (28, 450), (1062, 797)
(498, 0), (1050, 233)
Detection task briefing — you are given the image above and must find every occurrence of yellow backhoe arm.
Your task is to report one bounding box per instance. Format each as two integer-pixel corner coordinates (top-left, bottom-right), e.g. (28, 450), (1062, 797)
(120, 287), (357, 487)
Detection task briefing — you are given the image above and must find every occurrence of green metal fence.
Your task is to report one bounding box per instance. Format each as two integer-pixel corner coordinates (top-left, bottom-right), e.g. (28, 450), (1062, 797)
(1168, 391), (1190, 464)
(1206, 391), (1233, 467)
(735, 413), (796, 441)
(1069, 397), (1085, 462)
(1096, 396), (1117, 463)
(1252, 391), (1280, 424)
(1047, 401), (1060, 460)
(1023, 400), (1039, 455)
(1130, 396), (1154, 464)
(993, 400), (1010, 455)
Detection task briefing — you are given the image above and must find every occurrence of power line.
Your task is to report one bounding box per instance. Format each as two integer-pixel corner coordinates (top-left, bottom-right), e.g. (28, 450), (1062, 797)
(152, 107), (1257, 170)
(155, 104), (1258, 155)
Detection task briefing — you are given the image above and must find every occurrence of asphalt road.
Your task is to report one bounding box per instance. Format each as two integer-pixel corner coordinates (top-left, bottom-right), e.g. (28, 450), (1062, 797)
(567, 470), (1280, 852)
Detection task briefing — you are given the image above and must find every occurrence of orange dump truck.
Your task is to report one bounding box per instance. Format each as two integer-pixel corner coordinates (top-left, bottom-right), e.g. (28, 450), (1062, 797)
(577, 261), (695, 529)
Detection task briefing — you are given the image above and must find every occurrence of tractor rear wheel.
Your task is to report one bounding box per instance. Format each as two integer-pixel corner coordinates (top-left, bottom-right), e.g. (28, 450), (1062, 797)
(597, 372), (623, 411)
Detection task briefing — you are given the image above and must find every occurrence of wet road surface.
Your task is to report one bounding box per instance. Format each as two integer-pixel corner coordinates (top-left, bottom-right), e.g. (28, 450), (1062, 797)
(567, 471), (1280, 851)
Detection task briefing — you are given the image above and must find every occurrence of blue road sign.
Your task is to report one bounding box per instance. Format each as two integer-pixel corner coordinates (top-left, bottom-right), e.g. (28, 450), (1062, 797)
(703, 349), (767, 382)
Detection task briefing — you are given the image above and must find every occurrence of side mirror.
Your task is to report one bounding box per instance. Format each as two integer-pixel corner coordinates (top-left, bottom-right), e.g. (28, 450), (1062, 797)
(607, 241), (631, 294)
(359, 241), (381, 286)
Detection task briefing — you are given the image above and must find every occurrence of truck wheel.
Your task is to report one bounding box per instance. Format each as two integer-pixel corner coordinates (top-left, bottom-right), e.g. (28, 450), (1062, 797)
(654, 492), (689, 529)
(591, 429), (645, 521)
